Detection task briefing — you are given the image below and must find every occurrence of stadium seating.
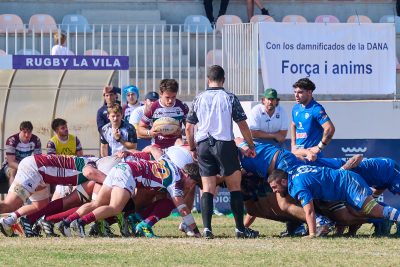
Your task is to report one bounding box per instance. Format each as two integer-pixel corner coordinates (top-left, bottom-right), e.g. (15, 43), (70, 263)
(61, 14), (92, 33)
(249, 15), (275, 23)
(28, 14), (58, 33)
(16, 49), (41, 55)
(0, 14), (25, 33)
(215, 15), (242, 33)
(347, 15), (372, 23)
(379, 15), (400, 33)
(282, 15), (307, 23)
(183, 15), (213, 33)
(0, 49), (6, 55)
(315, 15), (340, 23)
(206, 49), (223, 67)
(84, 49), (109, 56)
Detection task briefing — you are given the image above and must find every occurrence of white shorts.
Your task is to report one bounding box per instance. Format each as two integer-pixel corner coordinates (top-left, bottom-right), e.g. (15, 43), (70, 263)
(14, 156), (43, 194)
(103, 163), (136, 195)
(29, 185), (51, 202)
(54, 185), (74, 198)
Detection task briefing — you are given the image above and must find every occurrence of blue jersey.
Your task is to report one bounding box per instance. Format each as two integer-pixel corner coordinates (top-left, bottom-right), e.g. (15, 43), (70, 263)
(240, 142), (279, 178)
(311, 157), (400, 194)
(292, 99), (330, 149)
(240, 142), (304, 178)
(288, 165), (372, 210)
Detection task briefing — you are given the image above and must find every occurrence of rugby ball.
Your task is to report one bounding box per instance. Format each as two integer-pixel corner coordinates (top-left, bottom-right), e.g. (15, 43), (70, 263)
(152, 117), (180, 136)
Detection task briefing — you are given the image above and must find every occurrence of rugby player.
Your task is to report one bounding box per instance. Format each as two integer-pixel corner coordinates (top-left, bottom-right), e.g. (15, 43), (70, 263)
(0, 154), (103, 237)
(268, 166), (400, 238)
(60, 146), (202, 238)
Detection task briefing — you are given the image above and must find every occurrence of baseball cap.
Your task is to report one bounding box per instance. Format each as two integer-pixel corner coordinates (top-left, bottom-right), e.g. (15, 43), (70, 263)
(264, 88), (278, 99)
(145, 91), (159, 101)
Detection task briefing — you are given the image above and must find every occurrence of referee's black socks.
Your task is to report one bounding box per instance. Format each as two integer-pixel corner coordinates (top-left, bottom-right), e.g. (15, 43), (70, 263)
(201, 192), (214, 231)
(230, 191), (245, 232)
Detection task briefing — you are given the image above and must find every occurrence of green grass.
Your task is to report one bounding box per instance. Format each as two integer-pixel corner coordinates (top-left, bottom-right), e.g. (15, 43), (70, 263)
(1, 214), (400, 266)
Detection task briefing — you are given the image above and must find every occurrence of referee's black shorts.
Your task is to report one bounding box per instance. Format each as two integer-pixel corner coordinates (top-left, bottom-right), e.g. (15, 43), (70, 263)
(197, 139), (241, 177)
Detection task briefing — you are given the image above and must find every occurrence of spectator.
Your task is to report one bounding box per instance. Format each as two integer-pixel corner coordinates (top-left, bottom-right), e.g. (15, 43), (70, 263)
(51, 31), (74, 56)
(47, 118), (83, 156)
(246, 0), (270, 22)
(185, 65), (257, 239)
(129, 91), (159, 150)
(248, 88), (288, 145)
(96, 85), (120, 133)
(290, 78), (335, 161)
(204, 0), (230, 24)
(100, 103), (137, 157)
(0, 121), (41, 186)
(122, 85), (140, 123)
(138, 79), (188, 149)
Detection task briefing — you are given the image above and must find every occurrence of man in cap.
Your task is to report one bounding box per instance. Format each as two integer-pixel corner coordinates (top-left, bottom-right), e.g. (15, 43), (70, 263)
(248, 88), (288, 145)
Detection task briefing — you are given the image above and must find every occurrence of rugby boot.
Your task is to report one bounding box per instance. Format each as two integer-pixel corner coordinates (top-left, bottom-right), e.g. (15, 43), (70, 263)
(117, 212), (131, 237)
(395, 222), (400, 237)
(71, 219), (86, 238)
(58, 220), (72, 237)
(235, 227), (259, 239)
(38, 217), (59, 237)
(373, 220), (392, 237)
(98, 220), (118, 238)
(202, 228), (214, 239)
(316, 215), (335, 237)
(18, 216), (38, 237)
(127, 213), (142, 234)
(88, 221), (101, 237)
(136, 221), (156, 238)
(178, 221), (195, 237)
(280, 221), (306, 237)
(0, 217), (14, 237)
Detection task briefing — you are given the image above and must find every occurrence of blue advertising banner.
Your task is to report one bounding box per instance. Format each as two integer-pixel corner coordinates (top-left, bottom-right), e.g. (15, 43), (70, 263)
(12, 55), (129, 70)
(197, 139), (400, 213)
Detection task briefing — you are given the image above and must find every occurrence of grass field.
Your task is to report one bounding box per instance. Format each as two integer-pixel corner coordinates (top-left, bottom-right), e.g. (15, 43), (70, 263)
(1, 214), (400, 266)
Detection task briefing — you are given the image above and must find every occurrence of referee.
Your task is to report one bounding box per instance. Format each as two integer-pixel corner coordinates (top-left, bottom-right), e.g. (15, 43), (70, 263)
(185, 65), (257, 239)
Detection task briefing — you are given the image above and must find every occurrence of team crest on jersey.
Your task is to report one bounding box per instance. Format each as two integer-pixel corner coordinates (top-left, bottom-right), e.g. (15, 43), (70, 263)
(295, 111), (298, 116)
(305, 113), (310, 119)
(276, 113), (280, 119)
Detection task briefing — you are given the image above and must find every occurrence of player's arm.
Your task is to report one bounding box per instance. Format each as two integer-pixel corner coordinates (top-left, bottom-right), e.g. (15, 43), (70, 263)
(185, 122), (196, 154)
(82, 165), (106, 183)
(100, 143), (108, 157)
(137, 120), (153, 138)
(76, 137), (84, 156)
(5, 154), (18, 170)
(172, 196), (201, 237)
(303, 200), (317, 238)
(142, 145), (163, 160)
(251, 129), (288, 143)
(290, 122), (316, 161)
(237, 120), (256, 158)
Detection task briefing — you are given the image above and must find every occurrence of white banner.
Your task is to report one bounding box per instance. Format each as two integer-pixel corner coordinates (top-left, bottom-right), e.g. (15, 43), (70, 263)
(259, 23), (395, 95)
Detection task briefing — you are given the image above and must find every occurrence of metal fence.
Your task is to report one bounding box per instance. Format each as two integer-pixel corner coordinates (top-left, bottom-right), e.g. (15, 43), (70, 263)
(0, 23), (258, 100)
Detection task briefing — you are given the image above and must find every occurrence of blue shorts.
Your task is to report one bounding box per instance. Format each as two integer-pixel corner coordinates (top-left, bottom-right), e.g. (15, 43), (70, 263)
(340, 170), (372, 210)
(388, 163), (400, 194)
(275, 149), (303, 174)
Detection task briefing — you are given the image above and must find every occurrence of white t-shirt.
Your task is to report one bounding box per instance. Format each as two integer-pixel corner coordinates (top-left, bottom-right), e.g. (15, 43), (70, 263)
(129, 105), (145, 127)
(51, 45), (74, 55)
(248, 104), (289, 133)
